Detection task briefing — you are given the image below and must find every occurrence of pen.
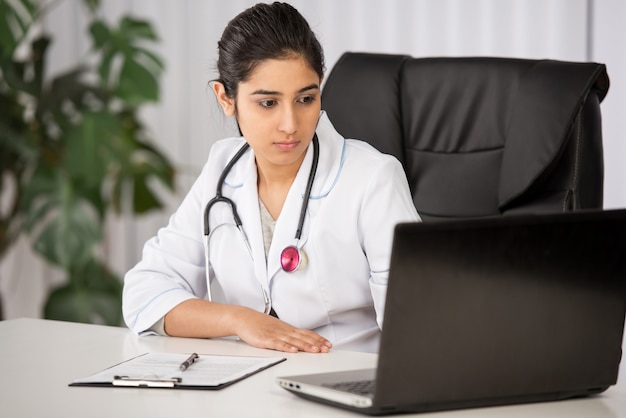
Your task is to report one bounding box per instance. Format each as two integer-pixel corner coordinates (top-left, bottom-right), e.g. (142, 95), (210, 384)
(179, 353), (199, 371)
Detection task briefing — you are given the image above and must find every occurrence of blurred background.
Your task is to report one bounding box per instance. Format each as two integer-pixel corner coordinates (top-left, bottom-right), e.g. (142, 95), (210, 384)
(1, 0), (624, 322)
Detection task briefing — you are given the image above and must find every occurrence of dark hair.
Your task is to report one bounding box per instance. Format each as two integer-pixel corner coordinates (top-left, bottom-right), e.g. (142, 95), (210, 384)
(216, 2), (325, 98)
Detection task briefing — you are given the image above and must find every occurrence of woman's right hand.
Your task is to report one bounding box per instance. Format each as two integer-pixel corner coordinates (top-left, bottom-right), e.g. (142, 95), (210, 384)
(164, 299), (332, 353)
(231, 307), (333, 353)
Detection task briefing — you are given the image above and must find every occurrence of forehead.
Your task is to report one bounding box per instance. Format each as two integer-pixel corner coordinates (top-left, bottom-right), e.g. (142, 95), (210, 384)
(240, 56), (320, 93)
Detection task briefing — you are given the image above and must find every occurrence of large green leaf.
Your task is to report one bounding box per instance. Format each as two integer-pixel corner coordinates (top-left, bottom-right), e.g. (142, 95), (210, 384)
(0, 35), (50, 96)
(109, 141), (175, 214)
(45, 258), (122, 325)
(117, 55), (159, 105)
(33, 202), (100, 268)
(63, 112), (119, 188)
(37, 67), (108, 122)
(0, 109), (38, 163)
(93, 111), (175, 214)
(88, 19), (110, 49)
(20, 166), (58, 216)
(44, 259), (123, 325)
(0, 0), (36, 55)
(88, 17), (163, 107)
(119, 16), (159, 41)
(22, 170), (101, 268)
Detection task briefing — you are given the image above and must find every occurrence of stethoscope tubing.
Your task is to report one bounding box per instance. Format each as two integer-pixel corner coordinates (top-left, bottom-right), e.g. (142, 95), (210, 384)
(202, 134), (319, 309)
(203, 142), (250, 236)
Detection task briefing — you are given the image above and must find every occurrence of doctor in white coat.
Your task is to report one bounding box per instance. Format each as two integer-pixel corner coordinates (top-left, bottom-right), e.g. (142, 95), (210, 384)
(122, 2), (420, 354)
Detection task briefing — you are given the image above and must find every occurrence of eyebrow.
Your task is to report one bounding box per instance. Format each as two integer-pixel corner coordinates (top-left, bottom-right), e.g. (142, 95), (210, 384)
(251, 84), (320, 96)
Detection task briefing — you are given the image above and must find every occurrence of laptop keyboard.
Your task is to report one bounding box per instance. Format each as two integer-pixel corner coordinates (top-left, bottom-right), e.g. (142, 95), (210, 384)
(323, 379), (376, 398)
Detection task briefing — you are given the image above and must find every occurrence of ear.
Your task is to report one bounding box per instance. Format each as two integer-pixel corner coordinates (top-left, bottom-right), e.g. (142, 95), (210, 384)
(212, 81), (236, 117)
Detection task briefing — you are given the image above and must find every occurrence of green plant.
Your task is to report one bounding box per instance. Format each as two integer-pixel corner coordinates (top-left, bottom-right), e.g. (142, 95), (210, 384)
(0, 0), (175, 324)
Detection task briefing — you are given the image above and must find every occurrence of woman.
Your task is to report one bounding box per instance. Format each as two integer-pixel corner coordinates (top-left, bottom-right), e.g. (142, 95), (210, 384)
(122, 2), (420, 354)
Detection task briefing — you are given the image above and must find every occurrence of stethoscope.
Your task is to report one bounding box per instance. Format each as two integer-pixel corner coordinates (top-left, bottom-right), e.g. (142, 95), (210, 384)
(202, 134), (320, 308)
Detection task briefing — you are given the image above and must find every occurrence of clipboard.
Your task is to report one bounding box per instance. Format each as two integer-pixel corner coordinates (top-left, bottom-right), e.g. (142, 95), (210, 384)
(70, 352), (286, 390)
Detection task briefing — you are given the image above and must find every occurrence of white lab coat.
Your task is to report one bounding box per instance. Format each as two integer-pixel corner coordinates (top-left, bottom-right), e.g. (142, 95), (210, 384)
(122, 111), (420, 353)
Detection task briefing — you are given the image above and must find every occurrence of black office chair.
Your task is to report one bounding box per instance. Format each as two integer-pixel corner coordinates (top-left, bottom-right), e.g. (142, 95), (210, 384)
(322, 53), (610, 222)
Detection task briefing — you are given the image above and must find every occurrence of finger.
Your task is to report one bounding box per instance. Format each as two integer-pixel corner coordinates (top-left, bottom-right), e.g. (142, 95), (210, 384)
(279, 330), (332, 353)
(296, 330), (333, 350)
(269, 339), (300, 353)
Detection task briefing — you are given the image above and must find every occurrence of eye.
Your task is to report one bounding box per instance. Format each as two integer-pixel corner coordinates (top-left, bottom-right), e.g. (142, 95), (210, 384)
(259, 99), (276, 109)
(298, 95), (316, 105)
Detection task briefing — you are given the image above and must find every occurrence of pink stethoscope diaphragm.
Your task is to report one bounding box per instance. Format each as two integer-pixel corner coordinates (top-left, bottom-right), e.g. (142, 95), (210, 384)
(280, 245), (303, 272)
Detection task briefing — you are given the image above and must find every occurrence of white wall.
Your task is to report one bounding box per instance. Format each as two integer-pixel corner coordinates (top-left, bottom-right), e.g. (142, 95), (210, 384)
(1, 0), (624, 319)
(592, 0), (626, 210)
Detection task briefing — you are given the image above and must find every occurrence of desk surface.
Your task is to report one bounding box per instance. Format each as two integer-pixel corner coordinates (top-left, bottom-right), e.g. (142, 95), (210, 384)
(1, 318), (625, 418)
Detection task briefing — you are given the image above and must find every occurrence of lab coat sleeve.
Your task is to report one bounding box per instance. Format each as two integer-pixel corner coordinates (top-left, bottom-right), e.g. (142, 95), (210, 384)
(359, 157), (420, 329)
(122, 162), (211, 335)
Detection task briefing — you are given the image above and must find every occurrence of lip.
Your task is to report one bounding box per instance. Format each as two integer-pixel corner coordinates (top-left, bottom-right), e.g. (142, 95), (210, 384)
(274, 140), (300, 151)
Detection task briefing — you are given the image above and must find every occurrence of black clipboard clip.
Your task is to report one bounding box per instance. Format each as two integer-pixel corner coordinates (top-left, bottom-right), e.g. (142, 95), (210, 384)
(113, 375), (182, 388)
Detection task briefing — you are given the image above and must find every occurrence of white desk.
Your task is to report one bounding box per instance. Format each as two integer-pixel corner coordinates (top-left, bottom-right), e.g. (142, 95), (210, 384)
(1, 318), (625, 418)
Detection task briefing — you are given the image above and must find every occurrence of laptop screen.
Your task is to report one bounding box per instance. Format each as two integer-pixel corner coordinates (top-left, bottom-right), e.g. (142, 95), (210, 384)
(375, 210), (626, 408)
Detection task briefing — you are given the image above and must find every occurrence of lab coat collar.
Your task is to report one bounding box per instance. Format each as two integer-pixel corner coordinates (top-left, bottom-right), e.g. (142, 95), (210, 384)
(267, 111), (346, 279)
(222, 111), (346, 282)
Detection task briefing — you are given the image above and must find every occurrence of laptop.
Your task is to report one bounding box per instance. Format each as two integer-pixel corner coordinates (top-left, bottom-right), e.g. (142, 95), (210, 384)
(277, 209), (626, 415)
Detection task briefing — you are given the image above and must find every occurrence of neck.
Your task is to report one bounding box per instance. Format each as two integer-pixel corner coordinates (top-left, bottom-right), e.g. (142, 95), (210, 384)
(256, 149), (306, 189)
(257, 164), (296, 188)
(256, 155), (305, 220)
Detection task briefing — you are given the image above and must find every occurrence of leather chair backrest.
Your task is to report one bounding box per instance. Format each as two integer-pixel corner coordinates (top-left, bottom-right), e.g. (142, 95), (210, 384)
(322, 53), (609, 222)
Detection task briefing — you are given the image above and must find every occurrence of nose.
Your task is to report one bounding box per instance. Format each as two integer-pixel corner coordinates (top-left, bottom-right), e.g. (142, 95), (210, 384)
(278, 104), (297, 135)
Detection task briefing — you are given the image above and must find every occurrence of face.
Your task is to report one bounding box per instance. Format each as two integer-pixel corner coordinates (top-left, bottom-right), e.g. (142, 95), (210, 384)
(214, 56), (322, 174)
